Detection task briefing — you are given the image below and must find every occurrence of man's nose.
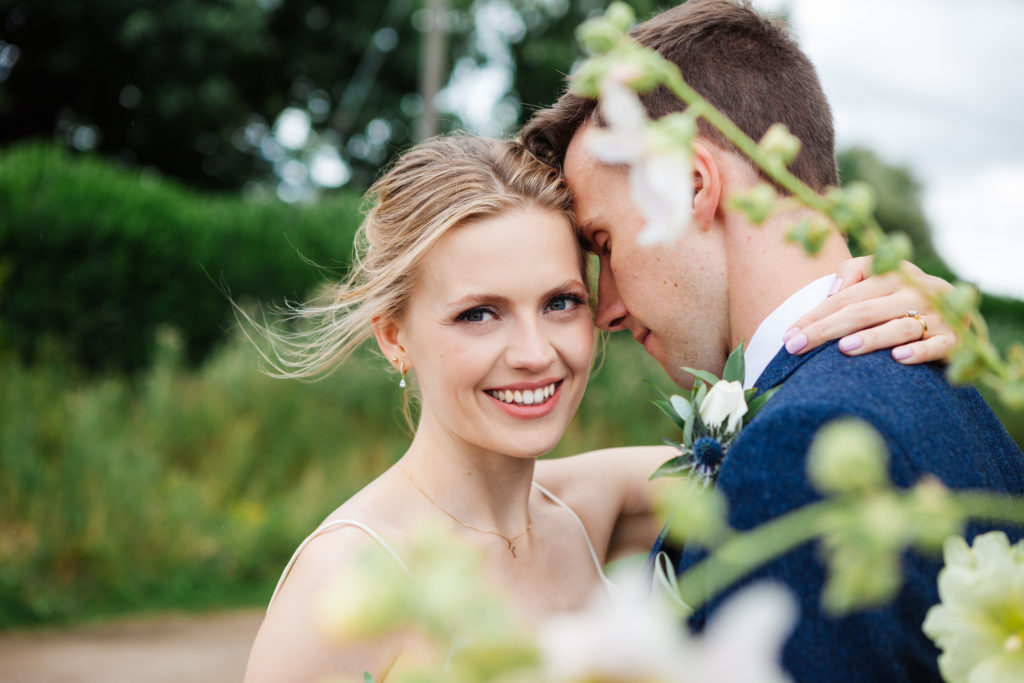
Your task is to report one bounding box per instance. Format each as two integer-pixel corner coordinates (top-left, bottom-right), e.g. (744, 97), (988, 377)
(594, 265), (628, 332)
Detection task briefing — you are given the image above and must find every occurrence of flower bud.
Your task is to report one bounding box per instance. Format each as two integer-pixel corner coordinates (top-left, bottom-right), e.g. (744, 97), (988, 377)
(871, 232), (914, 274)
(699, 380), (748, 434)
(758, 123), (801, 169)
(998, 379), (1024, 411)
(942, 282), (980, 318)
(576, 3), (635, 55)
(826, 182), (877, 233)
(822, 544), (902, 615)
(650, 111), (697, 147)
(785, 216), (832, 255)
(730, 183), (778, 225)
(576, 18), (621, 55)
(905, 476), (964, 553)
(946, 345), (984, 384)
(657, 480), (729, 547)
(807, 418), (890, 496)
(605, 1), (636, 34)
(316, 551), (410, 639)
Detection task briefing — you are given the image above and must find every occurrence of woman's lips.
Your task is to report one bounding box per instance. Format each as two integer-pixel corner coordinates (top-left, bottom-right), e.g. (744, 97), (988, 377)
(484, 380), (562, 418)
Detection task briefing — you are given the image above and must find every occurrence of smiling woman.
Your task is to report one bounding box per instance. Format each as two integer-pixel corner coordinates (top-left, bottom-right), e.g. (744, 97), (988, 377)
(242, 135), (674, 683)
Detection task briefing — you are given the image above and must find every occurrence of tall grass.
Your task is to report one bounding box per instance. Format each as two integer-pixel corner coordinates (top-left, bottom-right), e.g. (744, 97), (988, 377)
(0, 327), (674, 627)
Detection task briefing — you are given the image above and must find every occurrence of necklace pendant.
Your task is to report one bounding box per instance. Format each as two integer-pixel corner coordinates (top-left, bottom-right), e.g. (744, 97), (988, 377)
(508, 541), (517, 559)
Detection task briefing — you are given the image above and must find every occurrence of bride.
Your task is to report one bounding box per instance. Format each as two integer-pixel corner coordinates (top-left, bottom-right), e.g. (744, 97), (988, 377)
(243, 135), (954, 682)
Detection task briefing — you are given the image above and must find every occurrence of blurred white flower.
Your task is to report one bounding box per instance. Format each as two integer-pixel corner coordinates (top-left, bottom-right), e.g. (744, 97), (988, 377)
(585, 78), (695, 246)
(699, 380), (748, 434)
(540, 563), (796, 682)
(690, 582), (797, 683)
(923, 531), (1024, 683)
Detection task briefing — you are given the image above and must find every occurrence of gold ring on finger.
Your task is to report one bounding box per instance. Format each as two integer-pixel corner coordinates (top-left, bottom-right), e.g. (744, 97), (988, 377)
(904, 310), (928, 340)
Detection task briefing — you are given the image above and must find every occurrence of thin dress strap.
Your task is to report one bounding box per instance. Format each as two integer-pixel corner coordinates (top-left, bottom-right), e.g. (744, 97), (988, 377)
(531, 481), (617, 594)
(267, 519), (410, 611)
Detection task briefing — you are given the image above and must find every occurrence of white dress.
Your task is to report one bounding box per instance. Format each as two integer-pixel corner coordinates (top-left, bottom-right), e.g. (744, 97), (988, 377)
(267, 480), (615, 609)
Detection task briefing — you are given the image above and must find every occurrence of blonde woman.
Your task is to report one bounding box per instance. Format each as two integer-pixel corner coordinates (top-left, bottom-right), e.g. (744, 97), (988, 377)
(243, 135), (955, 682)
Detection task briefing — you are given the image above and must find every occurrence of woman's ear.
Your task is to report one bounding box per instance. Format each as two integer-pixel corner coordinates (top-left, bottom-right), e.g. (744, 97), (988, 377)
(691, 141), (723, 231)
(372, 315), (407, 370)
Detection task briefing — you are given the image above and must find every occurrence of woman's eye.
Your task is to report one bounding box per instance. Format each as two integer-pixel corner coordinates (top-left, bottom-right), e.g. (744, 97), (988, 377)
(456, 307), (495, 323)
(547, 294), (585, 312)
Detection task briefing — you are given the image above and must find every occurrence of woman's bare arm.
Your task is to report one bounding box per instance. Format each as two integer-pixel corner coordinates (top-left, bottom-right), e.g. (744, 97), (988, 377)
(535, 445), (676, 563)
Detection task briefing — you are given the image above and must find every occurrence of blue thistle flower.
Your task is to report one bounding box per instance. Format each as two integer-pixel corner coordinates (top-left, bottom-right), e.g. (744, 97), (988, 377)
(693, 435), (726, 475)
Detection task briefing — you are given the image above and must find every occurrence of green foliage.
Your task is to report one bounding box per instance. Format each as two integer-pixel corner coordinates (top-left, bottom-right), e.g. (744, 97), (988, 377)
(0, 142), (363, 371)
(1, 0), (671, 191)
(0, 328), (675, 627)
(837, 147), (951, 276)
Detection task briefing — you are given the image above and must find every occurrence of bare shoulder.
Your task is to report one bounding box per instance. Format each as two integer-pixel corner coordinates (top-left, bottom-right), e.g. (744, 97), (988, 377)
(244, 509), (407, 682)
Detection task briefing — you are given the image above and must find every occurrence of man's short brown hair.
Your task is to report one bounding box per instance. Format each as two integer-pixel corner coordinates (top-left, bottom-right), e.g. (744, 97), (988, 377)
(521, 0), (839, 192)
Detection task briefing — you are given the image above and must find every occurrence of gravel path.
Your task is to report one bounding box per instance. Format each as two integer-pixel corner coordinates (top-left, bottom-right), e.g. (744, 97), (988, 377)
(0, 609), (263, 683)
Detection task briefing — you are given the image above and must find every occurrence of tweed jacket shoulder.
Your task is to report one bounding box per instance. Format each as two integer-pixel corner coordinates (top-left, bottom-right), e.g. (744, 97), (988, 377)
(667, 341), (1024, 683)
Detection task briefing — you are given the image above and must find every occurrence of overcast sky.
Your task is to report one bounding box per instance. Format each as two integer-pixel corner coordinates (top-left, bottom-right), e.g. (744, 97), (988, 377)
(757, 0), (1024, 298)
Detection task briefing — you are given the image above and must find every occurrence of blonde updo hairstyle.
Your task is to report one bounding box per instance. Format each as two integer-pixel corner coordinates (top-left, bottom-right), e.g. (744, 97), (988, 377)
(259, 135), (581, 385)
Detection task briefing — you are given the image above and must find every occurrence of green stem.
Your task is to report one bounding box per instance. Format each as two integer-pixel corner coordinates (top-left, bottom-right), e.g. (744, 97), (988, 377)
(661, 69), (829, 213)
(676, 500), (838, 611)
(954, 492), (1024, 526)
(674, 491), (1024, 615)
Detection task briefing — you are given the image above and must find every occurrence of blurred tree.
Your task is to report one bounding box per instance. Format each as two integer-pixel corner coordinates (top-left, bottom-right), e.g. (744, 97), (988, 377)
(838, 146), (951, 277)
(0, 0), (664, 196)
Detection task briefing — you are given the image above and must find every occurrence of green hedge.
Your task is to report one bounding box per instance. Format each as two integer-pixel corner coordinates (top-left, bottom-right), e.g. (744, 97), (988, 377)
(0, 141), (364, 371)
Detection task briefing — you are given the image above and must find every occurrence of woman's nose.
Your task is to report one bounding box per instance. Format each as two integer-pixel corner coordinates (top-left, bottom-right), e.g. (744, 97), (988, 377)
(505, 319), (557, 371)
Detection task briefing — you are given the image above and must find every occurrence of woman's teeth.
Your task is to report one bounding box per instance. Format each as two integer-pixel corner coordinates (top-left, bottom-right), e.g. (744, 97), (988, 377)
(487, 383), (557, 406)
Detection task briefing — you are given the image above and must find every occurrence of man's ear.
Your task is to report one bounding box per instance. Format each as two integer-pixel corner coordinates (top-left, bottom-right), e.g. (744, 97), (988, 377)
(372, 315), (408, 370)
(691, 141), (723, 231)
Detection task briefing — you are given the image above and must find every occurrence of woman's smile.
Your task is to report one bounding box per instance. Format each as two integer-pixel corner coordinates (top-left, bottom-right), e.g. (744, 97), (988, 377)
(484, 379), (563, 417)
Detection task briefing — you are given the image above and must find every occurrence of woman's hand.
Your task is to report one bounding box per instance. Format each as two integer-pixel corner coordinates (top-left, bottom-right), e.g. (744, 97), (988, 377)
(785, 256), (957, 364)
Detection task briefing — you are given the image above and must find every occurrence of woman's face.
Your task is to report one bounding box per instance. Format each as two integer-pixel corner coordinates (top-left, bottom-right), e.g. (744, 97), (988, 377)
(398, 205), (595, 460)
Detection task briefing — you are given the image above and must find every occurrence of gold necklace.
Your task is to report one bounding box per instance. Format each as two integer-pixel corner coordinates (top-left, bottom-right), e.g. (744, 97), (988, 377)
(397, 464), (532, 558)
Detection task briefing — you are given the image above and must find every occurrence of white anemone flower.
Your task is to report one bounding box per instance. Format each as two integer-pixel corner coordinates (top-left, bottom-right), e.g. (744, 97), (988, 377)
(585, 78), (695, 246)
(923, 531), (1024, 683)
(540, 563), (796, 682)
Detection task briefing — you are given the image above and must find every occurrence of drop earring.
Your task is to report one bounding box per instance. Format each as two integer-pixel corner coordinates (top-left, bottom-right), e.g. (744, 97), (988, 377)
(392, 356), (408, 388)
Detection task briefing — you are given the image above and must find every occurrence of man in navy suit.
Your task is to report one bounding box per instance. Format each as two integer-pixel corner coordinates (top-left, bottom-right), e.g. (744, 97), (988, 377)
(522, 0), (1024, 680)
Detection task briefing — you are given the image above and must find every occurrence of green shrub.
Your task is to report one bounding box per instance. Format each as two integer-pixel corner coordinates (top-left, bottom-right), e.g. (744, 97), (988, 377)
(0, 326), (677, 627)
(0, 141), (364, 371)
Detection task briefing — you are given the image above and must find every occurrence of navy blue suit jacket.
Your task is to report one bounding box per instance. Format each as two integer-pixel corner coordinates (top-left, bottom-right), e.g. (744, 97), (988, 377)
(654, 341), (1024, 682)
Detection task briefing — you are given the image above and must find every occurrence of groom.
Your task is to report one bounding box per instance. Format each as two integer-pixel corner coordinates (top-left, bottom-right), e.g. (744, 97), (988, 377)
(522, 0), (1024, 681)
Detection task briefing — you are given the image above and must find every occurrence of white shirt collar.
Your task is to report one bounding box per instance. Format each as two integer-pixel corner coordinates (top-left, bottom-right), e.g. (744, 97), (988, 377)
(742, 274), (836, 389)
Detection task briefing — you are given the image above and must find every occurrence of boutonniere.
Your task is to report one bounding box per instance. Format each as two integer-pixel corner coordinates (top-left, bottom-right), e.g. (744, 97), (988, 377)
(651, 343), (779, 484)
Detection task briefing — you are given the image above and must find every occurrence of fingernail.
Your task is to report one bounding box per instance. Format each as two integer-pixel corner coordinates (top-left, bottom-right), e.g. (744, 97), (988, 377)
(827, 277), (844, 297)
(782, 327), (800, 342)
(839, 335), (863, 352)
(785, 333), (807, 354)
(892, 346), (912, 361)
